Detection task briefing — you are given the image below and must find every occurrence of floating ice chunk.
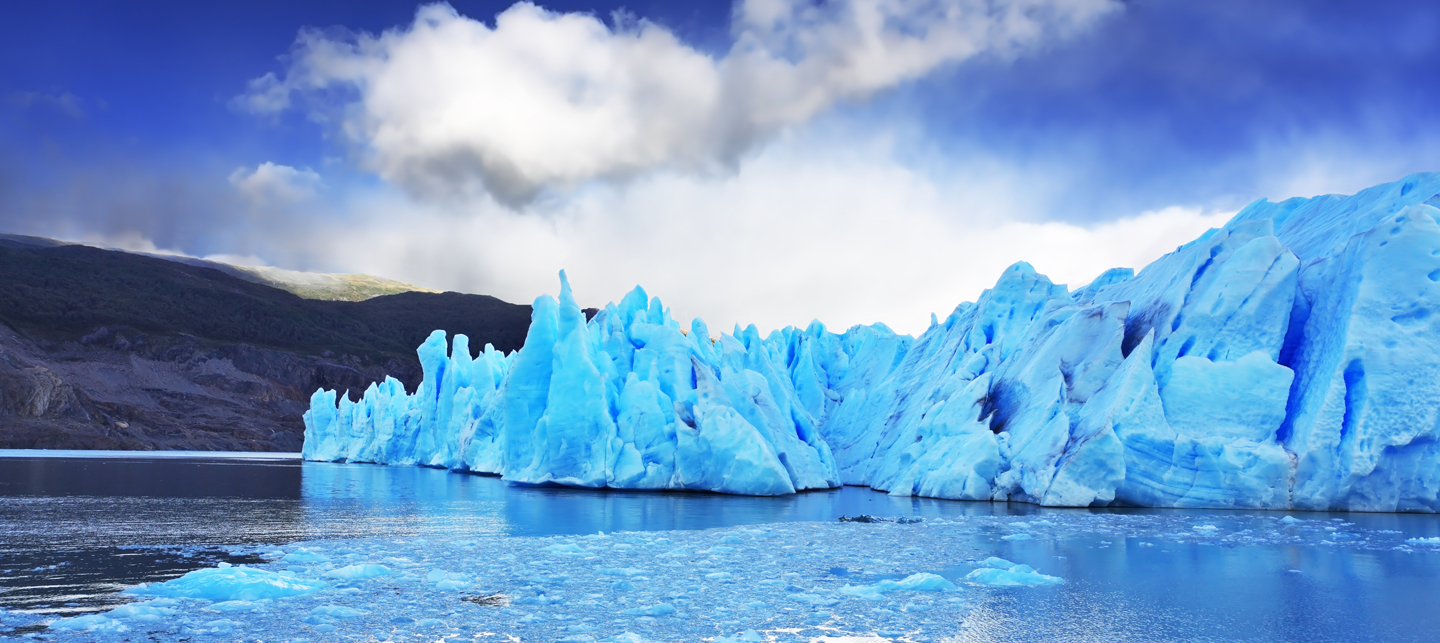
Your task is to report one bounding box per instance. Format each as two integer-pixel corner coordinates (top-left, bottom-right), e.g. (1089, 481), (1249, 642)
(620, 603), (676, 616)
(715, 631), (765, 643)
(107, 600), (178, 621)
(596, 567), (648, 577)
(718, 535), (746, 545)
(207, 600), (263, 612)
(130, 565), (328, 601)
(611, 580), (637, 590)
(196, 619), (241, 633)
(788, 593), (841, 606)
(309, 605), (366, 620)
(605, 633), (650, 643)
(838, 573), (958, 600)
(281, 549), (330, 564)
(49, 613), (130, 633)
(979, 557), (1017, 569)
(515, 594), (566, 605)
(1194, 525), (1220, 532)
(1002, 533), (1033, 541)
(427, 569), (471, 590)
(1280, 516), (1304, 524)
(50, 599), (181, 632)
(965, 564), (1063, 587)
(545, 543), (590, 555)
(324, 564), (391, 579)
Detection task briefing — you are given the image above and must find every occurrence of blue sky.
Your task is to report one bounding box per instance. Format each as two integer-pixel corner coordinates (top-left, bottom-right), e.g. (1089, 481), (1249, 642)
(3, 0), (1438, 333)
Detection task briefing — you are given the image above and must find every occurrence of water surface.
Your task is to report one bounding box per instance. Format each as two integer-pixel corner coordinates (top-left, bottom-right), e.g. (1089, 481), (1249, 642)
(4, 451), (1440, 641)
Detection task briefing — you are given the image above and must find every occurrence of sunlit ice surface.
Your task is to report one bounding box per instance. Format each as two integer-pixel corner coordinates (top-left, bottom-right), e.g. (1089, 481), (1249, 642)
(4, 454), (1440, 641)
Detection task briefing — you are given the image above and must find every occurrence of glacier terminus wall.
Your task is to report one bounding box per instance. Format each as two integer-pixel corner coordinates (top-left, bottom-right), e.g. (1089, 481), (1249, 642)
(304, 173), (1440, 512)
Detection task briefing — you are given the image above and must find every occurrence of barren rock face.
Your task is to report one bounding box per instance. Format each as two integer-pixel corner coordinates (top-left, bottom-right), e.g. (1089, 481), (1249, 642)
(0, 325), (413, 452)
(0, 358), (87, 419)
(0, 238), (533, 453)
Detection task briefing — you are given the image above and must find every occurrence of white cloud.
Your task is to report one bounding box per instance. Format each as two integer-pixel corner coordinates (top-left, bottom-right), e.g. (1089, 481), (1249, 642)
(212, 0), (1255, 338)
(75, 230), (182, 256)
(239, 0), (1120, 205)
(228, 162), (324, 206)
(286, 136), (1231, 336)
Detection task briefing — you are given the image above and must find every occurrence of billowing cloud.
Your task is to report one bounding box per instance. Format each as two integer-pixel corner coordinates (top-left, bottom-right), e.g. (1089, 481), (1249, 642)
(229, 162), (324, 207)
(279, 135), (1231, 336)
(239, 0), (1120, 205)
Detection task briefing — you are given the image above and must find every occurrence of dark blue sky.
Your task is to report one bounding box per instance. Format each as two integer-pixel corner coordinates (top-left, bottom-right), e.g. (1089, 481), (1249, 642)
(1, 0), (1438, 329)
(5, 1), (1437, 229)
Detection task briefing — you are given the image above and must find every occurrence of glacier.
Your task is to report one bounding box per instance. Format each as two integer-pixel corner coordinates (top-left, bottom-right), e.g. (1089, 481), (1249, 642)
(304, 172), (1440, 511)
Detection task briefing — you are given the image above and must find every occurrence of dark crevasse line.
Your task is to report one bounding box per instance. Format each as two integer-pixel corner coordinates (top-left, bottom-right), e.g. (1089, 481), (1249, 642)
(1274, 282), (1312, 445)
(1340, 358), (1367, 449)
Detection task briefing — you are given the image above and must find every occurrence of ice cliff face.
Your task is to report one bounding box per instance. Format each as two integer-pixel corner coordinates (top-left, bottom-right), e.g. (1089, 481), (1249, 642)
(305, 173), (1440, 511)
(304, 272), (910, 495)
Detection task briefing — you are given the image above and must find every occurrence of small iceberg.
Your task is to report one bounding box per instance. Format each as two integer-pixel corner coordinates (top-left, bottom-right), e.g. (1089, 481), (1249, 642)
(324, 564), (391, 579)
(130, 565), (328, 601)
(837, 572), (958, 601)
(965, 557), (1063, 587)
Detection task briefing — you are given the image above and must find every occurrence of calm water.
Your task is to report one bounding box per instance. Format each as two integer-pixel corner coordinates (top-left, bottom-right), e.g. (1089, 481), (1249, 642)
(4, 451), (1440, 641)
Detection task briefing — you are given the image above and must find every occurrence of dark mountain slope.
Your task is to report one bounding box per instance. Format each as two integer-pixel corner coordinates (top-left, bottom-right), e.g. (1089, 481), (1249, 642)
(0, 243), (533, 451)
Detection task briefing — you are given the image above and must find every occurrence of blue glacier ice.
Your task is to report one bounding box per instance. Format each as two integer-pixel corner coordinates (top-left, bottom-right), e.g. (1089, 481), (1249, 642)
(304, 173), (1440, 511)
(305, 271), (909, 496)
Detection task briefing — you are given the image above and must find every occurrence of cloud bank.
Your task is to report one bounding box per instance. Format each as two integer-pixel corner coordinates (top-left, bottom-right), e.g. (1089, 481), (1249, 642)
(19, 1), (1429, 339)
(276, 135), (1231, 336)
(239, 0), (1120, 204)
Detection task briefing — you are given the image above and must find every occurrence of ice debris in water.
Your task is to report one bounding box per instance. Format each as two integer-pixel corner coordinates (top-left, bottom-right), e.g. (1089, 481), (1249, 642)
(304, 174), (1440, 512)
(279, 548), (329, 564)
(323, 563), (391, 579)
(128, 565), (328, 601)
(50, 600), (181, 634)
(964, 557), (1063, 587)
(44, 511), (1440, 641)
(43, 520), (992, 641)
(837, 573), (958, 600)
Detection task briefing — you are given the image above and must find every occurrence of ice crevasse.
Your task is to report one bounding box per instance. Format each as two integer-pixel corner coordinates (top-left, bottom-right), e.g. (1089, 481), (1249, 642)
(304, 172), (1440, 512)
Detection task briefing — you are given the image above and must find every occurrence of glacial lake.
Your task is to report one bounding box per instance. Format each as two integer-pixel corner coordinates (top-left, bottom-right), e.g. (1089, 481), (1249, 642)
(4, 451), (1440, 642)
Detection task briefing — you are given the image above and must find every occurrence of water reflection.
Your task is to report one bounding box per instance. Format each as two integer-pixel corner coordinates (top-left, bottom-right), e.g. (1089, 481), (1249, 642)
(6, 452), (1440, 641)
(951, 533), (1440, 642)
(296, 461), (1023, 538)
(0, 454), (301, 499)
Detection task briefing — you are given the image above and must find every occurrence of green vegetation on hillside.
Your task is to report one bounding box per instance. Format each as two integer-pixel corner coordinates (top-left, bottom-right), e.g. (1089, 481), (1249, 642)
(230, 265), (441, 302)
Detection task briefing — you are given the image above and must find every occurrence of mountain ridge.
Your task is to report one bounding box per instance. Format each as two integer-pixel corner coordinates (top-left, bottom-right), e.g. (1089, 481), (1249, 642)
(0, 239), (533, 451)
(0, 234), (438, 302)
